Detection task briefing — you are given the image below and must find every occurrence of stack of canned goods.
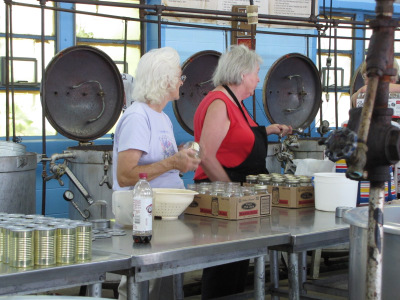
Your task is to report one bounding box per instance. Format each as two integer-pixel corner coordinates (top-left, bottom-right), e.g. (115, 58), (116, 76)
(0, 213), (92, 268)
(245, 174), (313, 188)
(187, 181), (264, 197)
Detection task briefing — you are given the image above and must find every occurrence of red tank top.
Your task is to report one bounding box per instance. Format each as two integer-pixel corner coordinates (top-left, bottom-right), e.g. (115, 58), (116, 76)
(193, 91), (258, 180)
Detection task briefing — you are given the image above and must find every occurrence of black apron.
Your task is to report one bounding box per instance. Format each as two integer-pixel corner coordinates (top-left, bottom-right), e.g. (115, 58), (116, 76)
(222, 85), (269, 182)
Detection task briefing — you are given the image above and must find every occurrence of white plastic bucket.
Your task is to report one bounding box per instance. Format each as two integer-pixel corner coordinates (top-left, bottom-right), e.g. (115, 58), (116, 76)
(314, 172), (358, 211)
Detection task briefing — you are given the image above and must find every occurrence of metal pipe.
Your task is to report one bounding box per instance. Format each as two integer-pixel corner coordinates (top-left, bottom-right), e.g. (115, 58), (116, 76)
(5, 1), (10, 141)
(40, 0), (47, 216)
(8, 1), (382, 41)
(269, 250), (280, 300)
(254, 255), (266, 299)
(347, 76), (380, 179)
(9, 4), (16, 141)
(157, 5), (161, 48)
(366, 181), (385, 300)
(123, 19), (128, 73)
(334, 24), (338, 130)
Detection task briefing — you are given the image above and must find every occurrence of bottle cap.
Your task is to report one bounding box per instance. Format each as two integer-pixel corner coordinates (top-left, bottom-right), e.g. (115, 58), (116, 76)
(139, 173), (147, 179)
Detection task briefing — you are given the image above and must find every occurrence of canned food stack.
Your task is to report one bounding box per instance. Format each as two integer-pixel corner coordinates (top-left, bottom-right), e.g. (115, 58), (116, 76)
(0, 213), (92, 268)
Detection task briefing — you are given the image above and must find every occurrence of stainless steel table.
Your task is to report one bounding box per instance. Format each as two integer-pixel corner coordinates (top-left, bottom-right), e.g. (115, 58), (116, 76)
(93, 214), (291, 300)
(268, 207), (350, 300)
(0, 250), (131, 297)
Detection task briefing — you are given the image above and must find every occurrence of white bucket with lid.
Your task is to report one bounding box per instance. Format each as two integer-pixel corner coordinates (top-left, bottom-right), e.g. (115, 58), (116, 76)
(314, 172), (358, 211)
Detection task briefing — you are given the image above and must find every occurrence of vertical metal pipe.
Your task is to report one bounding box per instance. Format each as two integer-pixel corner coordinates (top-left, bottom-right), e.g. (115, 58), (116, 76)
(5, 2), (10, 141)
(87, 282), (102, 297)
(366, 182), (385, 299)
(288, 252), (300, 300)
(9, 4), (16, 141)
(157, 7), (161, 48)
(40, 0), (47, 216)
(269, 249), (280, 300)
(173, 273), (184, 300)
(334, 25), (338, 130)
(254, 255), (265, 299)
(299, 251), (307, 295)
(126, 274), (139, 300)
(139, 0), (145, 55)
(317, 30), (324, 136)
(123, 19), (128, 73)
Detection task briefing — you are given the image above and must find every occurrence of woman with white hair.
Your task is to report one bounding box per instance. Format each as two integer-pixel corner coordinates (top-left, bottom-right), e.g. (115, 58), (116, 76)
(112, 47), (200, 300)
(193, 44), (292, 298)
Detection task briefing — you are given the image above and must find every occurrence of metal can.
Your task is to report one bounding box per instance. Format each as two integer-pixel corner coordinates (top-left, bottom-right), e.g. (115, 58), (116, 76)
(9, 227), (34, 268)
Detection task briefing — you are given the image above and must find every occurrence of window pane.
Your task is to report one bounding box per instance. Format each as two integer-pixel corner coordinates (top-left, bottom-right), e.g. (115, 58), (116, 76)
(76, 1), (140, 40)
(315, 92), (351, 129)
(76, 42), (140, 75)
(320, 17), (353, 51)
(0, 38), (55, 85)
(0, 91), (56, 136)
(317, 54), (352, 87)
(0, 1), (54, 35)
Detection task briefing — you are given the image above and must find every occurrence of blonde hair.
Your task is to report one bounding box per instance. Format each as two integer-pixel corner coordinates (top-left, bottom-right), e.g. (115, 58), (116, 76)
(361, 58), (399, 82)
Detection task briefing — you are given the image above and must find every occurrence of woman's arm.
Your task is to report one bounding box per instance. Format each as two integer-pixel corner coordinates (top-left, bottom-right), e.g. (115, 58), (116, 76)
(266, 124), (292, 136)
(117, 148), (200, 187)
(198, 99), (232, 182)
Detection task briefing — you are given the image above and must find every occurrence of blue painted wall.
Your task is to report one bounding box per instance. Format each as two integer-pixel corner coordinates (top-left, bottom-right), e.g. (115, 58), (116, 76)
(17, 0), (400, 217)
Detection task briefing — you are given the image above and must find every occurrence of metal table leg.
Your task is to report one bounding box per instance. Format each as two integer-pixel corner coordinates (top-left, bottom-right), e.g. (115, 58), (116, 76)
(87, 282), (102, 297)
(173, 273), (184, 300)
(299, 251), (307, 295)
(288, 252), (300, 300)
(269, 249), (280, 300)
(254, 255), (266, 299)
(126, 274), (149, 300)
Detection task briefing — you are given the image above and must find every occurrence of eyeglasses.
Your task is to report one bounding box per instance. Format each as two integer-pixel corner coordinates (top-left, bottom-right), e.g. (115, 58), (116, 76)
(180, 75), (187, 83)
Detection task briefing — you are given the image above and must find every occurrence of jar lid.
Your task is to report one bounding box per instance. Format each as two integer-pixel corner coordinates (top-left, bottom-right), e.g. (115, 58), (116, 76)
(272, 177), (284, 182)
(254, 184), (267, 190)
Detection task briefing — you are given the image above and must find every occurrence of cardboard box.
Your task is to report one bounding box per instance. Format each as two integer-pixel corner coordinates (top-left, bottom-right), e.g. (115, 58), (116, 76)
(268, 185), (315, 208)
(184, 193), (271, 220)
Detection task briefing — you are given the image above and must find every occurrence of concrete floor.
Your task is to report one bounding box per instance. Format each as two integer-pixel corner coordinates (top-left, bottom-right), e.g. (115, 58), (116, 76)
(33, 251), (349, 299)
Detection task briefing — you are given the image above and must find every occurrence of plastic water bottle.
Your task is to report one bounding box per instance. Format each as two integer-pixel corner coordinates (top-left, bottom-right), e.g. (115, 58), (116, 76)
(132, 173), (153, 243)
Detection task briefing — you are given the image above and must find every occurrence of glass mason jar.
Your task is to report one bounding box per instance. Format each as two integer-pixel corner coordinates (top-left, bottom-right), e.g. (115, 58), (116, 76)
(241, 185), (255, 196)
(299, 176), (312, 187)
(271, 177), (285, 186)
(254, 184), (268, 195)
(246, 175), (258, 184)
(285, 178), (300, 187)
(198, 182), (212, 195)
(258, 177), (271, 185)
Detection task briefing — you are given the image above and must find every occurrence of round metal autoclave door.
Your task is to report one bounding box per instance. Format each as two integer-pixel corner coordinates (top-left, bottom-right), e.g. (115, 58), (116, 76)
(263, 53), (322, 130)
(350, 63), (364, 96)
(42, 45), (124, 142)
(173, 50), (221, 135)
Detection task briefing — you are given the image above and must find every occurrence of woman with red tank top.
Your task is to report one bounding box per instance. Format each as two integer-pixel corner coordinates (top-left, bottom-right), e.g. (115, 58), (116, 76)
(193, 45), (292, 299)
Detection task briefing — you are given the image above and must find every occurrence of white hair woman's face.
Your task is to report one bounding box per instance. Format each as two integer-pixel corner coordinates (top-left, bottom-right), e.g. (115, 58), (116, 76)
(242, 65), (260, 96)
(169, 71), (186, 101)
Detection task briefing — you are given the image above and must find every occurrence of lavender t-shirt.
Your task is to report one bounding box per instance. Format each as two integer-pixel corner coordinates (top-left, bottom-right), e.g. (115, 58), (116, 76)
(112, 102), (184, 190)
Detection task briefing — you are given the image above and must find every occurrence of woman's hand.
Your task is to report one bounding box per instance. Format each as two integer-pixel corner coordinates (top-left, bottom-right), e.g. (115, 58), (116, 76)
(266, 124), (293, 136)
(172, 148), (201, 173)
